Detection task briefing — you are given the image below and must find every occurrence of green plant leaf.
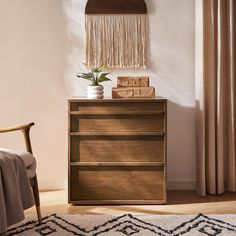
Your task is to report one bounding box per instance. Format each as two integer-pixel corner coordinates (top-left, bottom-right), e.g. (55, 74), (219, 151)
(77, 72), (94, 80)
(97, 66), (106, 72)
(91, 65), (106, 73)
(100, 72), (110, 77)
(91, 67), (100, 73)
(98, 75), (111, 83)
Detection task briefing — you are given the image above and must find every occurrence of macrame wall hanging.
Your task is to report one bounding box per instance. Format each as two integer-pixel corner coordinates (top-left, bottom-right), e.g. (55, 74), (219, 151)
(85, 0), (147, 69)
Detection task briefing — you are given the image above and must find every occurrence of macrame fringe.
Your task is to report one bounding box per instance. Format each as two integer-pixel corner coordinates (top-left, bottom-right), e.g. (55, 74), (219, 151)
(85, 14), (147, 69)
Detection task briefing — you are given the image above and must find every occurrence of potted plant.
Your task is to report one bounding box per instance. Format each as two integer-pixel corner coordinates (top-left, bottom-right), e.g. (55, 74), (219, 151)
(77, 65), (111, 99)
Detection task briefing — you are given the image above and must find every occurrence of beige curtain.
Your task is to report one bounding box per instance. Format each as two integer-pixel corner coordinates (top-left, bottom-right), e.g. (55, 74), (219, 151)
(196, 0), (236, 196)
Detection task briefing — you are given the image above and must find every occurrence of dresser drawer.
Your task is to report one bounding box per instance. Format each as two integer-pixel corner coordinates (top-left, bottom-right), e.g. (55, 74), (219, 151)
(70, 101), (166, 113)
(71, 115), (165, 132)
(71, 136), (165, 162)
(79, 116), (164, 132)
(70, 166), (165, 201)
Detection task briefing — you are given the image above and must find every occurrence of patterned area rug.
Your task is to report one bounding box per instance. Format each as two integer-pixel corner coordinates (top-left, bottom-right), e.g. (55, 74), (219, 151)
(7, 213), (236, 235)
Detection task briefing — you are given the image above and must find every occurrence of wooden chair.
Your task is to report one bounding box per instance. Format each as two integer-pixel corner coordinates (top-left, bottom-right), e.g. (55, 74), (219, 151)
(0, 123), (42, 224)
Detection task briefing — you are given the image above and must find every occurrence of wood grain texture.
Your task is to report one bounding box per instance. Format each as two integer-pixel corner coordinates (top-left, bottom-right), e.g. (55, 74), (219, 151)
(71, 162), (165, 167)
(70, 111), (164, 115)
(70, 131), (165, 136)
(112, 87), (155, 98)
(70, 101), (165, 112)
(85, 0), (147, 14)
(71, 166), (164, 201)
(68, 98), (167, 204)
(25, 190), (236, 215)
(69, 98), (166, 102)
(71, 139), (165, 162)
(0, 123), (34, 133)
(77, 116), (164, 132)
(117, 77), (149, 87)
(69, 200), (166, 205)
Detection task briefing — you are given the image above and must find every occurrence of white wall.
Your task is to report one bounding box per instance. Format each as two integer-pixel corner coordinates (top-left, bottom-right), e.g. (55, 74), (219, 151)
(0, 0), (196, 190)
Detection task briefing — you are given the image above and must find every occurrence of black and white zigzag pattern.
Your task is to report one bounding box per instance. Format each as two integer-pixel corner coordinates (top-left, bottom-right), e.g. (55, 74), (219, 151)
(7, 213), (236, 236)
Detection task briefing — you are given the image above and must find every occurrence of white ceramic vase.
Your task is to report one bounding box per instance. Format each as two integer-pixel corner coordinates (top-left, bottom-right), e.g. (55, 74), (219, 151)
(87, 85), (104, 99)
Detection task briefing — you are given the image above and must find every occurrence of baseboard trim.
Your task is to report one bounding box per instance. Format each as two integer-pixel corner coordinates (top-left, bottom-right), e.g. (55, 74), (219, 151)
(167, 180), (196, 190)
(39, 180), (67, 191)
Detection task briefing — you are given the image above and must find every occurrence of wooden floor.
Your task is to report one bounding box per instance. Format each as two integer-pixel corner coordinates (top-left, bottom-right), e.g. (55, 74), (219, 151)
(25, 190), (236, 217)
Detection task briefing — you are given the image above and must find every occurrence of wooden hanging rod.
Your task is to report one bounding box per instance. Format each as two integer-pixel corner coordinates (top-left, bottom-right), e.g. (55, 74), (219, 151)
(85, 0), (147, 14)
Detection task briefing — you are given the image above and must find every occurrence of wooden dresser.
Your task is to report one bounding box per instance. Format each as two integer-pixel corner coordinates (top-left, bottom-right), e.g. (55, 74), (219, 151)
(68, 98), (167, 204)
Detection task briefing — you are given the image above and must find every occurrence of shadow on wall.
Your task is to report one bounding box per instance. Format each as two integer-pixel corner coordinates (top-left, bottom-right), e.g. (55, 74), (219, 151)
(147, 0), (196, 189)
(147, 0), (195, 107)
(167, 100), (196, 189)
(146, 0), (157, 70)
(62, 0), (89, 97)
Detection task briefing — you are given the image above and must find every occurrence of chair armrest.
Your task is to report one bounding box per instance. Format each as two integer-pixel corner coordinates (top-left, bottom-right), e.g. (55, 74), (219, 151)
(0, 123), (35, 133)
(0, 123), (35, 154)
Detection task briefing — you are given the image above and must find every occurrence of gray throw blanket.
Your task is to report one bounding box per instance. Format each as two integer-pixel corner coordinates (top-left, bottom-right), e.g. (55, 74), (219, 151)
(0, 150), (34, 234)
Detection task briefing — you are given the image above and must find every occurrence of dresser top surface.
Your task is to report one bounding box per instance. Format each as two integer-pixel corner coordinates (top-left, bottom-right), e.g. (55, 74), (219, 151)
(68, 97), (167, 102)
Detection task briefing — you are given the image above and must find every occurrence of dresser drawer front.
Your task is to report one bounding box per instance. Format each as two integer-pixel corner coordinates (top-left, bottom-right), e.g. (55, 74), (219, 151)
(76, 116), (165, 132)
(70, 101), (166, 113)
(71, 166), (164, 201)
(71, 137), (165, 162)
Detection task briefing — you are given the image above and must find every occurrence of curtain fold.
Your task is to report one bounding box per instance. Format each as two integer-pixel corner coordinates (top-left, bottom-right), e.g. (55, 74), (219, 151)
(197, 0), (236, 196)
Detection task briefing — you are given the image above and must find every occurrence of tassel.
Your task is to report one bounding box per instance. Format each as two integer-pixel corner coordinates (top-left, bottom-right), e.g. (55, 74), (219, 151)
(85, 14), (147, 69)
